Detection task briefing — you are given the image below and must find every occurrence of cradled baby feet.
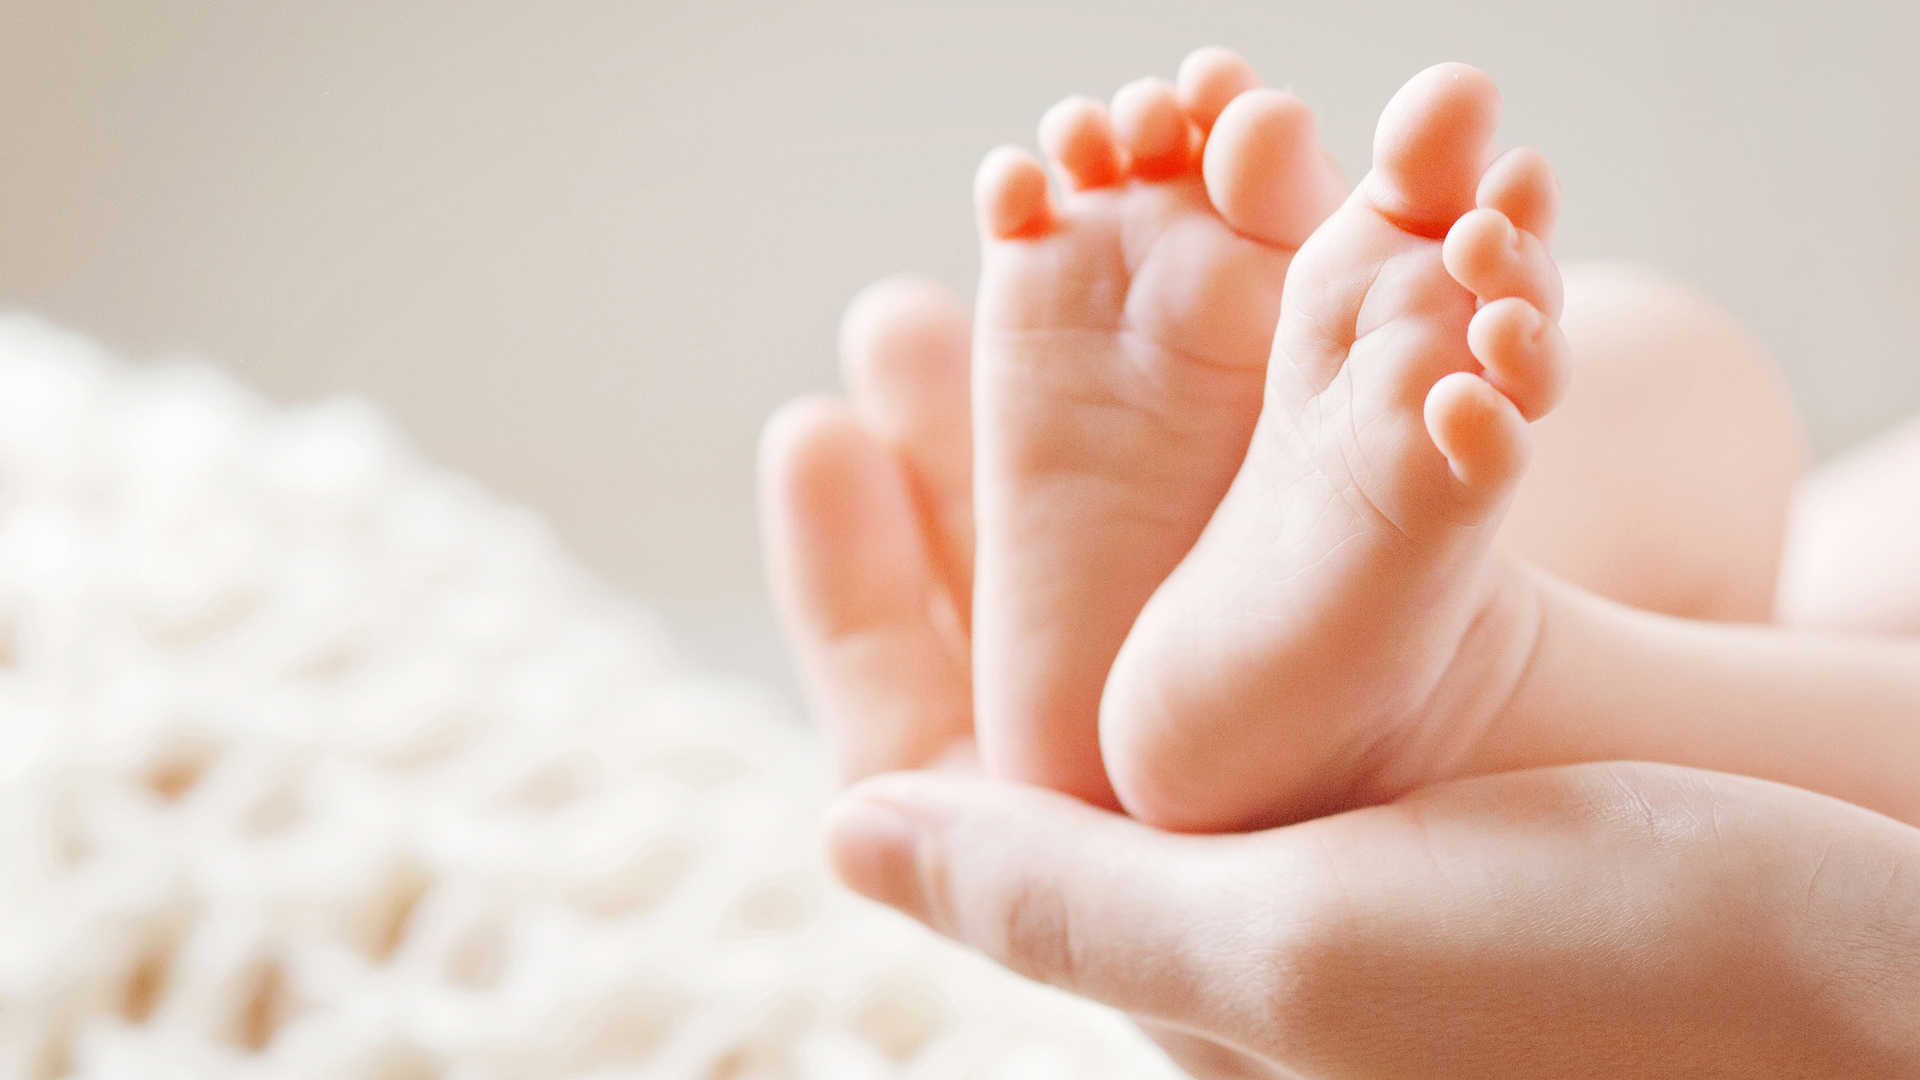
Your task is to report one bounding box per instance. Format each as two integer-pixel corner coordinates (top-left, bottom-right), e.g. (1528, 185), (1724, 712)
(971, 47), (1348, 808)
(1102, 63), (1571, 831)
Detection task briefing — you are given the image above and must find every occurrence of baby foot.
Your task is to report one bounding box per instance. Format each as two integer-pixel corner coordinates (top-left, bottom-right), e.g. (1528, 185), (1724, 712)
(1103, 63), (1571, 831)
(971, 47), (1347, 807)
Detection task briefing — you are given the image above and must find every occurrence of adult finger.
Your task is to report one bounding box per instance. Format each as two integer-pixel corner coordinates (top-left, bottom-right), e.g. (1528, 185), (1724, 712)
(839, 275), (977, 624)
(759, 396), (972, 780)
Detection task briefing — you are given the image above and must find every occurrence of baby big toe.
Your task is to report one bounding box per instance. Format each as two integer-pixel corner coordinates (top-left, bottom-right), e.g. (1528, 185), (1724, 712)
(1204, 89), (1345, 249)
(1363, 63), (1502, 239)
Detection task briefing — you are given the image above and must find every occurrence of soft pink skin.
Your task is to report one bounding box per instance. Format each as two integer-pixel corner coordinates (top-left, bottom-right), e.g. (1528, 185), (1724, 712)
(1780, 415), (1920, 634)
(1101, 63), (1575, 830)
(766, 383), (1920, 1077)
(762, 277), (976, 786)
(760, 282), (1920, 1077)
(759, 54), (1920, 1077)
(759, 278), (1920, 1077)
(1094, 64), (1916, 837)
(770, 61), (1920, 834)
(791, 54), (1811, 830)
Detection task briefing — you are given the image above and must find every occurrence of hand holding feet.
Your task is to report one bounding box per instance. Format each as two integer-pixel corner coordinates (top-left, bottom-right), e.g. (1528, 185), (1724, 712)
(971, 48), (1346, 807)
(1103, 63), (1572, 831)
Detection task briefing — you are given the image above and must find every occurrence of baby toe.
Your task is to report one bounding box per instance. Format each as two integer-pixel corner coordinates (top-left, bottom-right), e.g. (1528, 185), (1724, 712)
(1176, 46), (1261, 134)
(1476, 146), (1560, 246)
(1111, 76), (1194, 179)
(1466, 296), (1572, 421)
(975, 145), (1055, 240)
(1039, 96), (1123, 191)
(1442, 207), (1563, 317)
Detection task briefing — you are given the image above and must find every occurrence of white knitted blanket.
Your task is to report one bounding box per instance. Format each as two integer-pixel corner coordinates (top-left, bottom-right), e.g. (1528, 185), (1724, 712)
(0, 317), (1178, 1080)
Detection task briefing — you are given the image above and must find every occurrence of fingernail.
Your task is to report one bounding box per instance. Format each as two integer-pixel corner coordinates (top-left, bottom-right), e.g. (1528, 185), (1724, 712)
(823, 790), (930, 921)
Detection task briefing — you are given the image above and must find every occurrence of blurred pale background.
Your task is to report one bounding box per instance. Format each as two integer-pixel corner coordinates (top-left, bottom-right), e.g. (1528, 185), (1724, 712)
(2, 0), (1916, 696)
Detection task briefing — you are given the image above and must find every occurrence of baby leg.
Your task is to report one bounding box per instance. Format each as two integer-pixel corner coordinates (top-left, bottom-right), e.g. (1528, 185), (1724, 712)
(1779, 417), (1920, 634)
(1501, 261), (1803, 623)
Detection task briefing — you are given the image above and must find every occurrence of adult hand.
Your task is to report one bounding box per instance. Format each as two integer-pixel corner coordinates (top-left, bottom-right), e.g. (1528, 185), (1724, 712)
(760, 278), (1920, 1077)
(825, 762), (1920, 1078)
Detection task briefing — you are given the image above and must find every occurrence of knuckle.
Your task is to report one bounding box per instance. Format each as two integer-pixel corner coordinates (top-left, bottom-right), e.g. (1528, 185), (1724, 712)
(994, 870), (1083, 992)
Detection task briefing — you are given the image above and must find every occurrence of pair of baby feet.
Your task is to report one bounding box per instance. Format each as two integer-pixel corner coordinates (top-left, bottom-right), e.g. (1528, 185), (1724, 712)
(881, 50), (1569, 832)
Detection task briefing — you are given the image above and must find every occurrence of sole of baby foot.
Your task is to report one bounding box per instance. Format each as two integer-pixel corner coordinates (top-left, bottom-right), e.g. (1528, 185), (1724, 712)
(970, 48), (1346, 809)
(1102, 63), (1571, 833)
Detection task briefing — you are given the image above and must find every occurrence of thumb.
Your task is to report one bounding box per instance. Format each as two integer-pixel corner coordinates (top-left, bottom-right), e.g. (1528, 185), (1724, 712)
(822, 771), (1308, 1041)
